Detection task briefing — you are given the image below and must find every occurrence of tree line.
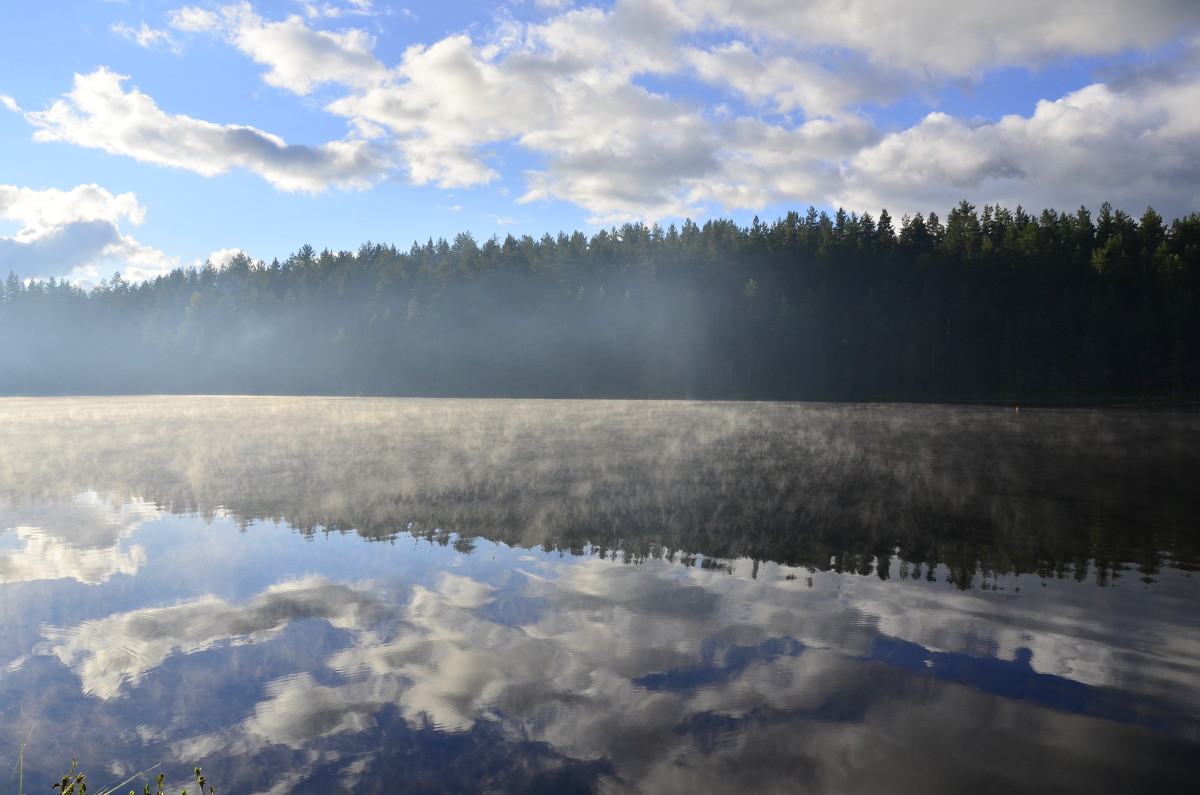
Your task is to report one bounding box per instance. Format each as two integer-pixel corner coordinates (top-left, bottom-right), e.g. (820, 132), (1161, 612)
(2, 200), (1198, 400)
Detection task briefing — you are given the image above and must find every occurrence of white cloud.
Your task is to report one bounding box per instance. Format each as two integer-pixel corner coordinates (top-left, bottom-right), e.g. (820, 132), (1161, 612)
(62, 229), (182, 286)
(27, 1), (1200, 230)
(170, 3), (387, 94)
(515, 85), (723, 222)
(835, 75), (1200, 217)
(14, 68), (390, 193)
(167, 5), (221, 32)
(681, 0), (1200, 76)
(205, 247), (249, 268)
(0, 221), (117, 281)
(683, 41), (907, 119)
(232, 8), (388, 94)
(112, 22), (179, 52)
(0, 183), (144, 234)
(141, 1), (1200, 223)
(324, 34), (546, 188)
(0, 183), (178, 283)
(682, 114), (879, 211)
(320, 5), (724, 218)
(529, 0), (1200, 218)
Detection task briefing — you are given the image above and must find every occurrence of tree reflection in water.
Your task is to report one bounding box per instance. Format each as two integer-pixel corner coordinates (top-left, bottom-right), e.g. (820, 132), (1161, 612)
(0, 397), (1197, 793)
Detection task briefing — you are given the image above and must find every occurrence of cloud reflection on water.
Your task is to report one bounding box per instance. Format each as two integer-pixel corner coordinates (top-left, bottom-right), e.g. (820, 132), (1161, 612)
(40, 575), (393, 699)
(0, 397), (1197, 793)
(0, 492), (157, 584)
(24, 543), (1181, 793)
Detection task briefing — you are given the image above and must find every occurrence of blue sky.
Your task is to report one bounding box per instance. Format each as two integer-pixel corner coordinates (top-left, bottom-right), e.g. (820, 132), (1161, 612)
(2, 0), (1199, 285)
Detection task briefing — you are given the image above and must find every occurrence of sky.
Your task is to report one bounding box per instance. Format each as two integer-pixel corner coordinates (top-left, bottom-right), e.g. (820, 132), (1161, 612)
(2, 0), (1200, 285)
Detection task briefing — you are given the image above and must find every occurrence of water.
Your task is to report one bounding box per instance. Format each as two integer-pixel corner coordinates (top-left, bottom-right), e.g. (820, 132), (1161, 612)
(1, 397), (1197, 793)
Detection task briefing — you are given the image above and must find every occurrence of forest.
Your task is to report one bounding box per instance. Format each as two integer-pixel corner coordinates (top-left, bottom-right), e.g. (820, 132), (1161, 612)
(1, 200), (1198, 401)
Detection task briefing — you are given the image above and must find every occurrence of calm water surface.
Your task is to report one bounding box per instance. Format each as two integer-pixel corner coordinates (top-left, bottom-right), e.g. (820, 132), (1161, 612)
(0, 397), (1197, 794)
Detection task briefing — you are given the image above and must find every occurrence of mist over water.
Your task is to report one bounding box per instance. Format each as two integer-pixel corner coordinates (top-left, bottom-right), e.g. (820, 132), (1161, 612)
(1, 397), (1197, 793)
(2, 396), (1194, 580)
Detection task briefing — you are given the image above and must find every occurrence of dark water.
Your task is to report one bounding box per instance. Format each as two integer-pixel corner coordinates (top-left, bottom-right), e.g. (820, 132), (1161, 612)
(0, 397), (1197, 794)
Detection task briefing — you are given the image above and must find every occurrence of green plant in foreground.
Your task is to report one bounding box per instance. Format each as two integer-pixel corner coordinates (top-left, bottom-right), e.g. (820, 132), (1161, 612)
(51, 760), (214, 795)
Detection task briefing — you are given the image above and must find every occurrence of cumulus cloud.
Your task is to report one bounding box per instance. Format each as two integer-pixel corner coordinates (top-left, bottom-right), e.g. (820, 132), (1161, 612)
(682, 0), (1200, 75)
(236, 16), (385, 94)
(685, 42), (886, 118)
(0, 183), (177, 283)
(314, 4), (730, 218)
(324, 33), (546, 187)
(169, 3), (388, 94)
(835, 75), (1200, 216)
(0, 220), (117, 276)
(516, 85), (724, 222)
(20, 1), (1200, 229)
(95, 233), (184, 284)
(632, 113), (880, 215)
(155, 2), (719, 213)
(14, 68), (389, 193)
(204, 247), (249, 268)
(0, 183), (144, 234)
(295, 0), (1200, 220)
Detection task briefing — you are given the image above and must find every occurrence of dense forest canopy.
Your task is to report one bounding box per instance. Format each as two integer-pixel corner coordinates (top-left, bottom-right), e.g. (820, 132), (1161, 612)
(2, 201), (1198, 401)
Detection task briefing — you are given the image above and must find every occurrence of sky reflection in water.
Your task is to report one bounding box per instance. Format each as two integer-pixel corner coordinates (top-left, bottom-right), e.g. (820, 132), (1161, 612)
(0, 397), (1198, 794)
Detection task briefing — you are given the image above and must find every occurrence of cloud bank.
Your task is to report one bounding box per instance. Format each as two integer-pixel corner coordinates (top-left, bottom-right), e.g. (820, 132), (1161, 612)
(7, 0), (1200, 278)
(154, 0), (1200, 220)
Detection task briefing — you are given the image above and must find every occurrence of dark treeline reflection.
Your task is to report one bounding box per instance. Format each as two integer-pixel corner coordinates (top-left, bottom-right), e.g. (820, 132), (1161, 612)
(2, 397), (1196, 588)
(3, 202), (1200, 401)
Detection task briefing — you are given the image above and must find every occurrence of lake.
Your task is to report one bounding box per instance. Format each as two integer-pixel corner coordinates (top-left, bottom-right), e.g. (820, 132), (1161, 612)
(1, 397), (1198, 793)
